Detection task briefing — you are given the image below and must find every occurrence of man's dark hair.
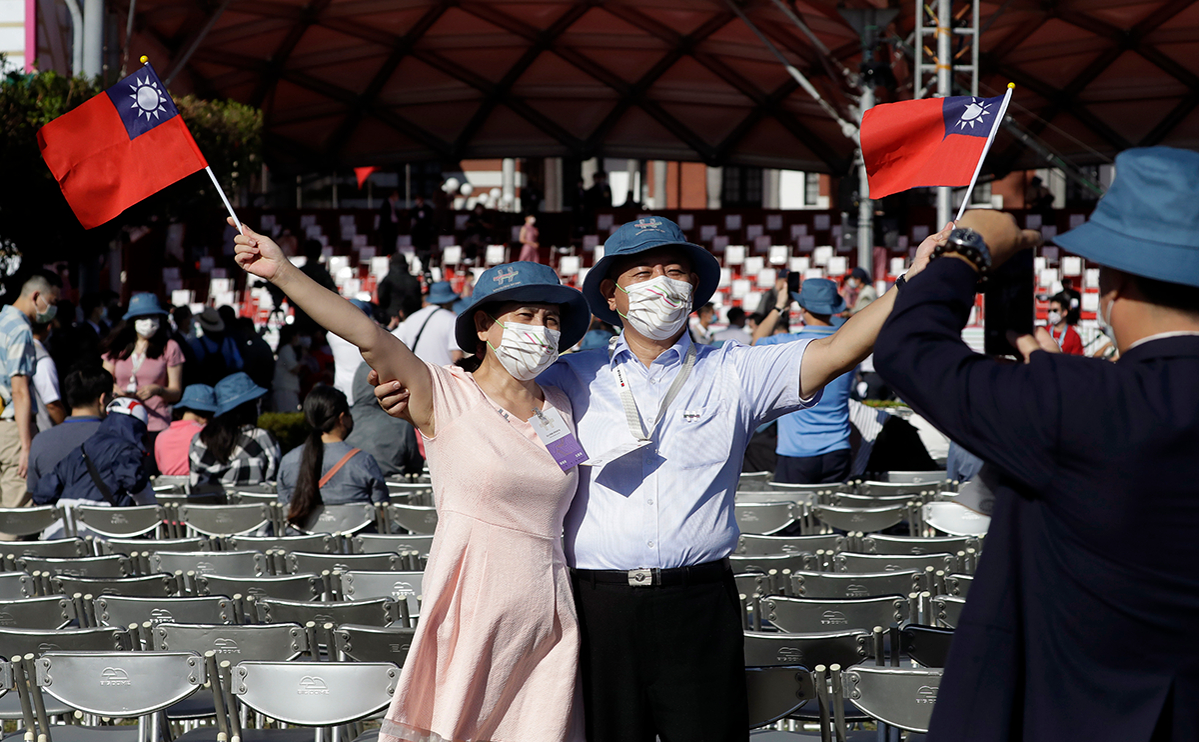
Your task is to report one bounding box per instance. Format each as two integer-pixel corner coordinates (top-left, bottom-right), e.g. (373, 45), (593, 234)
(64, 366), (113, 410)
(1048, 292), (1070, 310)
(81, 292), (104, 317)
(302, 239), (324, 261)
(1132, 274), (1199, 317)
(173, 305), (192, 329)
(726, 307), (745, 326)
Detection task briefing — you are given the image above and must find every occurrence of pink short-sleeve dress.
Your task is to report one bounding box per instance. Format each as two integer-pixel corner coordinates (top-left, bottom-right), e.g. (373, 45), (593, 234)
(379, 363), (583, 742)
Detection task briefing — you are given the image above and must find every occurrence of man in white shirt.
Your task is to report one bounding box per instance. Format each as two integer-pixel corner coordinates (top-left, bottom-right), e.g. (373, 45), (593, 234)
(393, 281), (463, 367)
(330, 299), (373, 405)
(711, 306), (753, 345)
(30, 323), (65, 432)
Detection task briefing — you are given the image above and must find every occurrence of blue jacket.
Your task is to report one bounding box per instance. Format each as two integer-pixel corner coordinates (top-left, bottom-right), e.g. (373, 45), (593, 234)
(33, 413), (150, 507)
(875, 257), (1199, 742)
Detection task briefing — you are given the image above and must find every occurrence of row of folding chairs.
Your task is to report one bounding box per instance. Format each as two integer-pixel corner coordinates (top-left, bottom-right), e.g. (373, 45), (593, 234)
(736, 532), (981, 558)
(738, 470), (950, 494)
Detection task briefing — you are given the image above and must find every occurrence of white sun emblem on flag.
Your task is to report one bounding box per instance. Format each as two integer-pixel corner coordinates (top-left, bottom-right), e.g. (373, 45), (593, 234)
(129, 76), (167, 120)
(955, 98), (993, 130)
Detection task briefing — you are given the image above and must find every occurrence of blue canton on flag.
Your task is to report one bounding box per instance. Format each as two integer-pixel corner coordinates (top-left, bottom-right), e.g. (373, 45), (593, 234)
(941, 95), (1004, 140)
(104, 63), (181, 141)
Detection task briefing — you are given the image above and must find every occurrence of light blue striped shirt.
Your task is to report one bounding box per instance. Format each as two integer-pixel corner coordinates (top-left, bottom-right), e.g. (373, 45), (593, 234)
(539, 332), (820, 570)
(0, 305), (35, 421)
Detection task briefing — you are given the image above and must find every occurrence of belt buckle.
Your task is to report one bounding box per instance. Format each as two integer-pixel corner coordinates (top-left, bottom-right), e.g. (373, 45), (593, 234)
(627, 568), (654, 587)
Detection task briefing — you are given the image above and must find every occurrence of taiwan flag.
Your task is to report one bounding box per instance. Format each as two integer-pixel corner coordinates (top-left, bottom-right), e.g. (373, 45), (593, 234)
(861, 94), (1007, 200)
(37, 62), (208, 229)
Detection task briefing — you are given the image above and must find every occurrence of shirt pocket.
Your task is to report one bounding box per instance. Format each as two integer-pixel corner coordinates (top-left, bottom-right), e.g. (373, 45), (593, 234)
(665, 400), (732, 470)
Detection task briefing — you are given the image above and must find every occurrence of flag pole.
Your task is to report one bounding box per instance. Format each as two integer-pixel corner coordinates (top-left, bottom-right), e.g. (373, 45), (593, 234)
(955, 83), (1015, 221)
(205, 166), (243, 233)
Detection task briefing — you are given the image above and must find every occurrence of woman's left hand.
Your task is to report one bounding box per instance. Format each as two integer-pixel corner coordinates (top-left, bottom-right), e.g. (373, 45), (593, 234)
(135, 384), (162, 400)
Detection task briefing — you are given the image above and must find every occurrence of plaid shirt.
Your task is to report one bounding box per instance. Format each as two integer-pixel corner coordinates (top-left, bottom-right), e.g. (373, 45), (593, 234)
(0, 305), (35, 420)
(189, 425), (280, 490)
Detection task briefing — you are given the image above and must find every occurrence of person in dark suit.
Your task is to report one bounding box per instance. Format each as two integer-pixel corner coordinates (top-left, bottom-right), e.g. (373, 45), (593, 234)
(874, 146), (1199, 742)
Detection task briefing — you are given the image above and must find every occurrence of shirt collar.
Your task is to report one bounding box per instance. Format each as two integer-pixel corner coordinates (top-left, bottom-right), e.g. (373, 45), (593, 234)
(610, 330), (693, 368)
(1124, 330), (1199, 353)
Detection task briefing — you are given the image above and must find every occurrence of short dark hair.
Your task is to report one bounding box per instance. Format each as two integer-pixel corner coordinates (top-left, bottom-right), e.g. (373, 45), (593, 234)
(1048, 292), (1069, 311)
(64, 366), (112, 409)
(726, 307), (745, 325)
(1131, 274), (1199, 317)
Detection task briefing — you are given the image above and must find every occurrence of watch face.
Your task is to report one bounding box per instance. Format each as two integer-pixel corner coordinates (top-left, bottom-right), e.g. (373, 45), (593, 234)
(950, 228), (984, 249)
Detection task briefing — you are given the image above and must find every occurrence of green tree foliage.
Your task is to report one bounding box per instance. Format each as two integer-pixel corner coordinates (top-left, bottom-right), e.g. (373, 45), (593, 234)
(0, 59), (262, 263)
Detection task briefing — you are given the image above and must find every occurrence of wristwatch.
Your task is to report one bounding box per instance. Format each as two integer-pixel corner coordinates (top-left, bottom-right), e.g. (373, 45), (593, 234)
(933, 227), (992, 281)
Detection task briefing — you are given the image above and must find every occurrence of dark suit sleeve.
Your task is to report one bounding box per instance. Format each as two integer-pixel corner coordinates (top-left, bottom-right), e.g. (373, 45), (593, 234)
(874, 258), (1062, 493)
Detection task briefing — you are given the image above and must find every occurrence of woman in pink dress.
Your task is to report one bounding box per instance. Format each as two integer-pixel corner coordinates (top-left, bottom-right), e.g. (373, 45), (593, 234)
(518, 215), (540, 263)
(101, 292), (184, 443)
(232, 219), (588, 742)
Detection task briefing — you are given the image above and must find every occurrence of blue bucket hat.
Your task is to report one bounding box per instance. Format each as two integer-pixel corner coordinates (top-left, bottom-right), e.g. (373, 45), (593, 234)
(1054, 146), (1199, 288)
(582, 216), (720, 326)
(426, 281), (459, 305)
(175, 384), (217, 415)
(454, 262), (590, 352)
(793, 278), (846, 315)
(213, 372), (268, 417)
(123, 292), (168, 320)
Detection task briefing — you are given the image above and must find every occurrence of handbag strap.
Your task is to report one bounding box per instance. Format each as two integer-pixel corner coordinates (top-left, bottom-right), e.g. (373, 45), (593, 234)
(80, 443), (117, 505)
(319, 448), (361, 488)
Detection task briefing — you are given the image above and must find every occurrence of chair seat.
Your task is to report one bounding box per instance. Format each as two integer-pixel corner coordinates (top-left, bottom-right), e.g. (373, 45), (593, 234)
(177, 729), (315, 742)
(5, 725), (140, 742)
(749, 731), (825, 740)
(0, 690), (70, 718)
(166, 692), (217, 720)
(790, 697), (868, 722)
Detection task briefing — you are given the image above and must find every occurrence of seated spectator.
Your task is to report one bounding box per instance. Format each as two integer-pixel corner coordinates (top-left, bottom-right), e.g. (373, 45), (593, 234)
(345, 363), (423, 479)
(188, 307), (244, 385)
(27, 366), (110, 494)
(1046, 292), (1084, 355)
(33, 397), (156, 539)
(189, 372), (280, 496)
(102, 293), (185, 440)
(690, 302), (716, 344)
(277, 385), (388, 531)
(711, 306), (752, 345)
(155, 385), (216, 477)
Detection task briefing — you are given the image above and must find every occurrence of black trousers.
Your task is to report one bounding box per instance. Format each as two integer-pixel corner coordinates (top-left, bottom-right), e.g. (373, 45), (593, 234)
(570, 568), (749, 742)
(774, 448), (852, 484)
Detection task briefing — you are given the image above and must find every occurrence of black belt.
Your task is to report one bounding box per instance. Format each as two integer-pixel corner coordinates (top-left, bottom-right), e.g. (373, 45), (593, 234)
(571, 558), (731, 588)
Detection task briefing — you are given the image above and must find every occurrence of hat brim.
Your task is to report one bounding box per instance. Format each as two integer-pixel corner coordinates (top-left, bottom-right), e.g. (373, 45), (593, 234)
(1054, 219), (1199, 288)
(426, 292), (460, 305)
(123, 307), (167, 320)
(177, 402), (217, 414)
(454, 284), (591, 354)
(215, 385), (267, 417)
(582, 240), (721, 326)
(794, 293), (847, 315)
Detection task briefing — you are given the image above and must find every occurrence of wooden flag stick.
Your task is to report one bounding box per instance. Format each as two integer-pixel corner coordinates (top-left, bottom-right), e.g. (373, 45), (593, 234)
(205, 165), (243, 233)
(955, 83), (1015, 221)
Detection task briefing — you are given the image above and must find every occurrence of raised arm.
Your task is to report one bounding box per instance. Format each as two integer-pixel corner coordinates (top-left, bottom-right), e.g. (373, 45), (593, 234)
(230, 219), (435, 433)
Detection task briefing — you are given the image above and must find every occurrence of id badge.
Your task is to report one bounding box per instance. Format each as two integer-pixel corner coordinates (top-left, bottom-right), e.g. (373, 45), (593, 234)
(529, 408), (588, 472)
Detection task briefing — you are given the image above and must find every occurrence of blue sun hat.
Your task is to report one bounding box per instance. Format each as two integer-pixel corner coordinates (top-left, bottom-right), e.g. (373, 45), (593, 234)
(793, 278), (847, 315)
(582, 216), (720, 326)
(214, 372), (268, 417)
(425, 281), (459, 306)
(123, 292), (168, 320)
(454, 262), (590, 352)
(1054, 146), (1199, 288)
(175, 384), (217, 415)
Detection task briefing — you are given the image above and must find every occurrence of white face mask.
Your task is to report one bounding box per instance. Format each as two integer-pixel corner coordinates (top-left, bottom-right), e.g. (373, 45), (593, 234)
(1097, 295), (1114, 337)
(1046, 310), (1062, 326)
(134, 318), (160, 339)
(487, 319), (560, 381)
(616, 275), (694, 341)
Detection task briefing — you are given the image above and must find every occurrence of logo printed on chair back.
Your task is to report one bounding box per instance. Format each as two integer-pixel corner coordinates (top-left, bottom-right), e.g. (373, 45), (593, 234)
(820, 610), (848, 626)
(908, 546), (927, 555)
(916, 685), (939, 704)
(388, 643), (412, 654)
(100, 667), (131, 686)
(781, 544), (799, 553)
(0, 612), (16, 626)
(846, 584), (868, 597)
(740, 512), (760, 522)
(37, 642), (61, 653)
(777, 646), (803, 663)
(195, 562), (216, 574)
(850, 514), (865, 523)
(213, 638), (240, 655)
(149, 608), (175, 624)
(313, 614), (333, 624)
(391, 582), (416, 598)
(215, 513), (233, 524)
(111, 513), (129, 524)
(298, 676), (329, 695)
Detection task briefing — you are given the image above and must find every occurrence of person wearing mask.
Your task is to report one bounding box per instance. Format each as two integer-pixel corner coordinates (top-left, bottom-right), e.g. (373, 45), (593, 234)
(102, 293), (185, 447)
(276, 385), (389, 531)
(189, 372), (280, 497)
(0, 272), (60, 519)
(394, 282), (463, 366)
(188, 307), (244, 385)
(30, 322), (65, 431)
(1046, 292), (1084, 355)
(690, 302), (717, 344)
(846, 266), (878, 315)
(232, 214), (591, 742)
(753, 279), (855, 484)
(154, 385), (216, 477)
(33, 397), (156, 539)
(518, 215), (541, 263)
(272, 325), (304, 412)
(712, 306), (752, 345)
(873, 148), (1199, 742)
(345, 363), (423, 479)
(27, 366), (110, 494)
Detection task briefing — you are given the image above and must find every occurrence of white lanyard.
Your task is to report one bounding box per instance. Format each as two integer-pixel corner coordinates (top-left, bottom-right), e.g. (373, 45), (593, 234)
(1050, 326), (1066, 350)
(609, 338), (697, 442)
(127, 352), (146, 393)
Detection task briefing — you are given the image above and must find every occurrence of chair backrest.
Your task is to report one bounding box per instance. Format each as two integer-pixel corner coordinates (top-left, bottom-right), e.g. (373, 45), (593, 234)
(737, 533), (844, 556)
(921, 501), (990, 537)
(19, 554), (132, 578)
(196, 573), (323, 602)
(745, 666), (819, 729)
(743, 629), (869, 669)
(34, 651), (204, 717)
(840, 665), (943, 732)
(828, 492), (920, 508)
(854, 534), (977, 556)
(876, 471), (947, 485)
(733, 502), (796, 536)
(226, 534), (336, 554)
(53, 574), (178, 598)
(255, 597), (397, 628)
(94, 595), (236, 627)
(286, 551), (399, 575)
(152, 474), (191, 491)
(930, 595), (966, 628)
(734, 573), (773, 600)
(0, 625), (131, 656)
(177, 504), (272, 537)
(97, 537), (209, 555)
(73, 504), (166, 538)
(150, 550), (268, 577)
(857, 482), (939, 497)
(229, 661), (397, 725)
(296, 503), (377, 535)
(729, 553), (810, 575)
(154, 622), (308, 661)
(0, 506), (64, 536)
(0, 596), (76, 629)
(812, 504), (908, 534)
(766, 481), (847, 495)
(338, 571), (423, 614)
(943, 573), (973, 598)
(0, 572), (37, 600)
(760, 595), (909, 634)
(333, 623), (416, 665)
(352, 534), (434, 556)
(737, 471), (772, 492)
(900, 624), (954, 668)
(791, 570), (923, 600)
(0, 538), (88, 560)
(386, 504), (438, 535)
(834, 553), (957, 575)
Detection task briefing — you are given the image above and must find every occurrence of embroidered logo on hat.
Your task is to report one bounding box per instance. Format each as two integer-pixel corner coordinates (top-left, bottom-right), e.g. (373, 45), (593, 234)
(634, 218), (665, 235)
(492, 267), (519, 285)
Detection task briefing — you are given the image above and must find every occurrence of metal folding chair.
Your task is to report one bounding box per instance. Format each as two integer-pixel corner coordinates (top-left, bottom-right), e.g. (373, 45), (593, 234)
(836, 665), (943, 738)
(759, 595), (909, 635)
(337, 571), (422, 624)
(743, 629), (870, 670)
(737, 534), (845, 557)
(93, 595), (237, 628)
(833, 552), (957, 575)
(72, 504), (168, 539)
(745, 666), (827, 738)
(852, 534), (978, 556)
(0, 597), (76, 630)
(284, 552), (400, 576)
(385, 504), (438, 535)
(333, 624), (416, 665)
(0, 538), (88, 565)
(811, 504), (910, 535)
(177, 504), (273, 538)
(0, 506), (65, 538)
(51, 574), (179, 599)
(294, 503), (377, 536)
(900, 624), (954, 668)
(96, 537), (210, 556)
(0, 572), (38, 600)
(734, 502), (798, 536)
(254, 597), (398, 630)
(789, 570), (925, 600)
(18, 555), (132, 578)
(929, 595), (966, 628)
(196, 573), (323, 603)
